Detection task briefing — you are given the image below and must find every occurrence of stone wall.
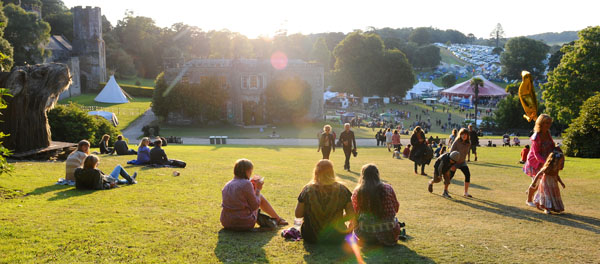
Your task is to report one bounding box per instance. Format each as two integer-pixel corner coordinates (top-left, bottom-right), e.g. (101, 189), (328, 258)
(72, 6), (106, 92)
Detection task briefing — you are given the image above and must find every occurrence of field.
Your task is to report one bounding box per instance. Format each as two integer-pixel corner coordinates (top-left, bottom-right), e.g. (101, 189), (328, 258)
(115, 77), (156, 87)
(58, 94), (152, 131)
(1, 146), (598, 263)
(439, 47), (469, 66)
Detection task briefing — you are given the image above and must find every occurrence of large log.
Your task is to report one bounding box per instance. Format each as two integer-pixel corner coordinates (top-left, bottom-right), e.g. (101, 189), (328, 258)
(0, 63), (71, 153)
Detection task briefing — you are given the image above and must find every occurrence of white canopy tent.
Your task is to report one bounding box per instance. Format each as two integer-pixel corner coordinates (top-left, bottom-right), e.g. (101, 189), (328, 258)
(94, 76), (130, 103)
(404, 81), (442, 100)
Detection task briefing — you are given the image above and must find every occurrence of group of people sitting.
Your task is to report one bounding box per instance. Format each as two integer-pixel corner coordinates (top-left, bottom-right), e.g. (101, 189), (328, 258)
(64, 135), (187, 190)
(220, 159), (403, 246)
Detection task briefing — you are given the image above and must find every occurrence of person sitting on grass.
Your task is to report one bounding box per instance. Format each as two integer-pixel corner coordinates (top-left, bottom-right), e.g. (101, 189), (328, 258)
(220, 159), (288, 230)
(352, 164), (401, 246)
(149, 139), (186, 167)
(128, 137), (151, 165)
(99, 134), (114, 154)
(402, 144), (411, 159)
(114, 135), (137, 155)
(295, 159), (355, 244)
(520, 145), (530, 164)
(428, 151), (460, 198)
(65, 140), (90, 182)
(74, 155), (137, 190)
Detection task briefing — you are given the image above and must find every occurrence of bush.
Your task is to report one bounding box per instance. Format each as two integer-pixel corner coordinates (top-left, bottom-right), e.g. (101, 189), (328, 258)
(441, 73), (456, 88)
(563, 93), (600, 158)
(48, 103), (120, 147)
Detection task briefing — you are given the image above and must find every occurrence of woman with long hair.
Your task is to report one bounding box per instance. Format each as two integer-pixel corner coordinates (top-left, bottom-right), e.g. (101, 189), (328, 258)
(99, 134), (114, 154)
(127, 137), (151, 165)
(65, 140), (91, 182)
(352, 164), (401, 246)
(74, 154), (137, 190)
(529, 151), (566, 214)
(409, 126), (428, 175)
(295, 160), (354, 243)
(318, 125), (335, 159)
(524, 114), (561, 206)
(220, 159), (287, 231)
(448, 128), (472, 198)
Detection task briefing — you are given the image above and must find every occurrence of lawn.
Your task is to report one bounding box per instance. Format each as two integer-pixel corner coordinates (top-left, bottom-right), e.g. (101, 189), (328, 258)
(58, 94), (152, 131)
(439, 47), (469, 66)
(1, 146), (598, 263)
(115, 77), (156, 87)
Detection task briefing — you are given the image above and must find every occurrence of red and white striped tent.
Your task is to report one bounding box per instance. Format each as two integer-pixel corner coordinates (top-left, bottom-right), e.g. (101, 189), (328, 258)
(441, 76), (508, 98)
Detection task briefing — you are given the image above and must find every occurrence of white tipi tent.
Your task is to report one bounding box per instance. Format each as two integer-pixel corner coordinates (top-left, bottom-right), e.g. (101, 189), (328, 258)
(94, 76), (130, 103)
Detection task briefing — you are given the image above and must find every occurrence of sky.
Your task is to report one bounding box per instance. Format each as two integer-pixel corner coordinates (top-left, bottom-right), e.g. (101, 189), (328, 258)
(62, 0), (598, 39)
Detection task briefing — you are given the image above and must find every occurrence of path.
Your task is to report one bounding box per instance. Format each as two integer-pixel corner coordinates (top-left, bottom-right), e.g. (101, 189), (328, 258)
(122, 108), (156, 141)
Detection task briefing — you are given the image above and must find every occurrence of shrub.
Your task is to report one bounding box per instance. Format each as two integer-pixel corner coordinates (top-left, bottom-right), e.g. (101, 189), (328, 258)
(441, 73), (456, 88)
(265, 77), (312, 123)
(48, 103), (120, 147)
(563, 93), (600, 158)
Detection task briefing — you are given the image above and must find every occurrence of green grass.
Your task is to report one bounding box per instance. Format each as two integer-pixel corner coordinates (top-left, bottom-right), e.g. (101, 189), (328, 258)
(58, 94), (152, 131)
(115, 77), (156, 87)
(439, 47), (469, 66)
(1, 146), (599, 263)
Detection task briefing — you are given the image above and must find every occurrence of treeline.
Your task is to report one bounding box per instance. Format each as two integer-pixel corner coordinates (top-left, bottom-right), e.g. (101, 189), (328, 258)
(525, 31), (579, 45)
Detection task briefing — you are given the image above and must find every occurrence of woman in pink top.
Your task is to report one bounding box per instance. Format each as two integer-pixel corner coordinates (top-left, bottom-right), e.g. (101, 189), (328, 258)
(220, 159), (288, 230)
(524, 114), (561, 206)
(392, 130), (401, 152)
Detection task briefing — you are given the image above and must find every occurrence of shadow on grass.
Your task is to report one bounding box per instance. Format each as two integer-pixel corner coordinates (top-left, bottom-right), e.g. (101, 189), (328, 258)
(302, 241), (434, 263)
(452, 197), (600, 234)
(450, 179), (491, 190)
(27, 184), (71, 196)
(214, 228), (278, 263)
(471, 161), (522, 169)
(47, 188), (99, 201)
(337, 171), (359, 183)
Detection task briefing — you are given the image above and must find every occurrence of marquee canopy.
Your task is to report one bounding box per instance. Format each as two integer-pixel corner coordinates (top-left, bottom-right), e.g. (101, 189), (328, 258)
(441, 76), (508, 97)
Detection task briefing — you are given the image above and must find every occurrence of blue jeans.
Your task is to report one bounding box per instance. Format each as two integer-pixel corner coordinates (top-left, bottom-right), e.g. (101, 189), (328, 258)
(109, 165), (132, 184)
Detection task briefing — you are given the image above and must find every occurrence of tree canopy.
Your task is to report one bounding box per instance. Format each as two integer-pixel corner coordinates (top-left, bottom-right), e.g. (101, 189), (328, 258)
(3, 3), (50, 66)
(500, 37), (549, 81)
(542, 26), (600, 125)
(562, 93), (600, 158)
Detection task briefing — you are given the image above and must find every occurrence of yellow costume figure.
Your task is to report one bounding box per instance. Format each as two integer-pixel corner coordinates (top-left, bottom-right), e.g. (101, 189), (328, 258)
(518, 71), (538, 122)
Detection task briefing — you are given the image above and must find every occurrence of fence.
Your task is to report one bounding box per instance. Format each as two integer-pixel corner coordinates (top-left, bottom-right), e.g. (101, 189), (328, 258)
(77, 105), (145, 117)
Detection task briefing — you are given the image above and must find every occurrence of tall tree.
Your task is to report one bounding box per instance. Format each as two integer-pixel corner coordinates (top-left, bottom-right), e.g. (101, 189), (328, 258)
(409, 27), (430, 46)
(0, 2), (14, 71)
(467, 33), (476, 44)
(500, 37), (549, 81)
(441, 73), (457, 88)
(542, 26), (600, 125)
(3, 3), (50, 66)
(230, 33), (253, 58)
(114, 12), (163, 78)
(310, 37), (331, 71)
(41, 0), (72, 41)
(208, 30), (231, 58)
(377, 49), (414, 97)
(470, 77), (483, 127)
(490, 23), (505, 48)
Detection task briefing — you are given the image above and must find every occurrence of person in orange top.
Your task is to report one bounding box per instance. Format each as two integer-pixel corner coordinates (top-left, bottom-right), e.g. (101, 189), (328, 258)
(520, 145), (530, 164)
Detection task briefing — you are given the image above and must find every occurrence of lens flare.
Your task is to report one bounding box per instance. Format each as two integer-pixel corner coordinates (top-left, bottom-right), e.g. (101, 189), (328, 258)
(345, 233), (365, 264)
(270, 51), (288, 70)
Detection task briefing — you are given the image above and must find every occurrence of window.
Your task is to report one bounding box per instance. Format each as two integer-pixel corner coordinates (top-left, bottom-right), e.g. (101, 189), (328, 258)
(250, 76), (258, 89)
(242, 76), (248, 89)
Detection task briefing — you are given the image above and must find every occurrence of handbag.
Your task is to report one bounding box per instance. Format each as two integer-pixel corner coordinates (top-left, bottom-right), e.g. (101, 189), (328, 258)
(256, 210), (277, 228)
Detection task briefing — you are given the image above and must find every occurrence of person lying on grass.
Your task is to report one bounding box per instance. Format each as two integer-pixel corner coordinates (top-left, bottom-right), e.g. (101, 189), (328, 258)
(220, 159), (288, 231)
(295, 159), (355, 244)
(352, 164), (402, 246)
(74, 155), (137, 190)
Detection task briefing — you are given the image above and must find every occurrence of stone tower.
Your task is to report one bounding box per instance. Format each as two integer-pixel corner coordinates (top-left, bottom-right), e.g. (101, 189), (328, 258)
(72, 6), (106, 92)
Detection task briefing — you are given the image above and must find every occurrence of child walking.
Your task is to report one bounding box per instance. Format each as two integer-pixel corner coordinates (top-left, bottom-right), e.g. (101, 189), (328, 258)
(529, 151), (565, 214)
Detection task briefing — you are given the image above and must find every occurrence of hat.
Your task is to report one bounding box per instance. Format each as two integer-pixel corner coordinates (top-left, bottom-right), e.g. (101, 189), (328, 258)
(449, 151), (460, 162)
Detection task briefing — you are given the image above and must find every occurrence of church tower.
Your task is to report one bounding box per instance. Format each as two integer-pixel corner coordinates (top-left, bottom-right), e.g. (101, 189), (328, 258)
(72, 6), (107, 92)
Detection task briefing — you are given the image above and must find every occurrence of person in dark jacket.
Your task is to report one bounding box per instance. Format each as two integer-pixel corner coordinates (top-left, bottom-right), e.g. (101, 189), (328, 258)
(428, 151), (460, 198)
(468, 125), (479, 161)
(114, 135), (137, 155)
(150, 140), (172, 165)
(74, 155), (137, 190)
(99, 134), (114, 154)
(409, 126), (428, 175)
(338, 123), (357, 171)
(318, 125), (335, 159)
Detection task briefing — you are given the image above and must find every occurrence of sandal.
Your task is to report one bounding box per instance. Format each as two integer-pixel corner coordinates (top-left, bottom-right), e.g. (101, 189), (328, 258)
(276, 218), (288, 226)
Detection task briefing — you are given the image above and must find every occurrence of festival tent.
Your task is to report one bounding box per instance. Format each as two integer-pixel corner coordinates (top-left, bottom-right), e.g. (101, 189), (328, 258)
(441, 76), (508, 98)
(404, 81), (443, 100)
(94, 76), (130, 103)
(88, 111), (119, 127)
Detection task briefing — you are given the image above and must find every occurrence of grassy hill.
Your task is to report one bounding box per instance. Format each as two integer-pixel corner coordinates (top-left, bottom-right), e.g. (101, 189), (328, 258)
(1, 146), (599, 263)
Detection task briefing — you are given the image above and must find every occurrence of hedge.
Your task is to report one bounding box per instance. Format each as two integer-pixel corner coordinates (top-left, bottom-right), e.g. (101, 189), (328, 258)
(98, 82), (154, 98)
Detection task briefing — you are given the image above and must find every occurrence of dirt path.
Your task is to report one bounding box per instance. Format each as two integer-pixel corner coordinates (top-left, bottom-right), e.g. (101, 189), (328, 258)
(122, 108), (155, 141)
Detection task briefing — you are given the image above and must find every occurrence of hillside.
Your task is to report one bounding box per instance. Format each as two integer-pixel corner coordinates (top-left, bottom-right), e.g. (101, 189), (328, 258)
(525, 30), (579, 45)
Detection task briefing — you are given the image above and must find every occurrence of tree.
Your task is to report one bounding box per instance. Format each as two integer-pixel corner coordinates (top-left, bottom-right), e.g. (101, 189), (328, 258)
(414, 44), (441, 69)
(490, 23), (505, 48)
(376, 49), (414, 96)
(492, 47), (503, 55)
(441, 73), (457, 88)
(41, 0), (72, 41)
(470, 77), (483, 127)
(265, 77), (312, 122)
(231, 33), (253, 58)
(500, 37), (549, 81)
(310, 37), (331, 71)
(3, 3), (50, 65)
(208, 30), (231, 58)
(505, 82), (520, 96)
(493, 94), (533, 130)
(467, 33), (476, 44)
(0, 88), (13, 175)
(562, 93), (600, 158)
(0, 2), (14, 71)
(408, 27), (430, 46)
(542, 26), (600, 125)
(115, 12), (163, 78)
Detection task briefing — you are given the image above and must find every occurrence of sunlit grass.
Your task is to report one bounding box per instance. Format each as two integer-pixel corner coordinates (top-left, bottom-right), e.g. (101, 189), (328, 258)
(1, 146), (598, 263)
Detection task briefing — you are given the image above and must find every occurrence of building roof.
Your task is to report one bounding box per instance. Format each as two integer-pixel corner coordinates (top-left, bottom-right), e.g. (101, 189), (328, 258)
(441, 76), (508, 97)
(46, 35), (72, 51)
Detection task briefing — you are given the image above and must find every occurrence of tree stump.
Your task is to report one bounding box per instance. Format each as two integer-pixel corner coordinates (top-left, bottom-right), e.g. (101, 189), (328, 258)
(0, 63), (71, 153)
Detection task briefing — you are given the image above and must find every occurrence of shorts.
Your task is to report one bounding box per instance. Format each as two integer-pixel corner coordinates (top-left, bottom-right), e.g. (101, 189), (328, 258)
(470, 145), (477, 154)
(432, 170), (451, 185)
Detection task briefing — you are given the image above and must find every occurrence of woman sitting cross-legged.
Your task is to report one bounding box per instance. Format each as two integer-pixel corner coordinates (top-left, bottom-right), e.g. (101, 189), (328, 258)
(295, 159), (355, 244)
(220, 159), (288, 231)
(352, 164), (402, 246)
(74, 155), (137, 190)
(127, 137), (151, 165)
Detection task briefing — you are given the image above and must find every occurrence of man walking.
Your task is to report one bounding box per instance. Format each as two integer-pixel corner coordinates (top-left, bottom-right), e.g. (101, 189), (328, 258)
(468, 124), (479, 161)
(339, 123), (357, 171)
